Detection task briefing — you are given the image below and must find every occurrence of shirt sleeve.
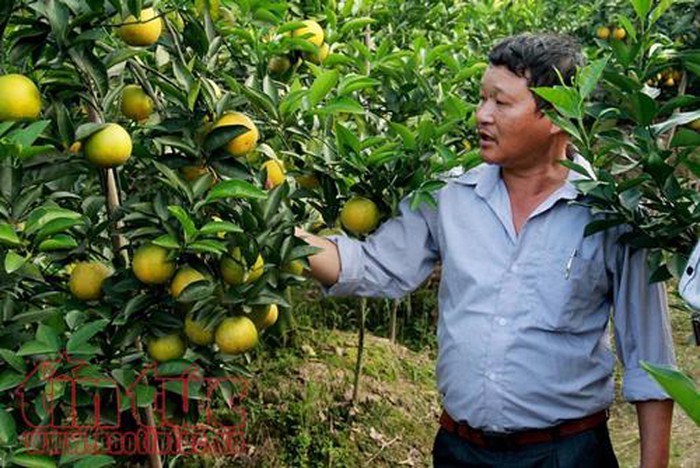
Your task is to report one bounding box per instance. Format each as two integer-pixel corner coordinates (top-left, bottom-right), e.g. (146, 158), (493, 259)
(679, 240), (700, 310)
(322, 197), (440, 299)
(610, 241), (676, 402)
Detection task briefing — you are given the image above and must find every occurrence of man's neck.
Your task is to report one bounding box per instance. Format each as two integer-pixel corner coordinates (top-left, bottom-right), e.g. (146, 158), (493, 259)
(501, 159), (569, 199)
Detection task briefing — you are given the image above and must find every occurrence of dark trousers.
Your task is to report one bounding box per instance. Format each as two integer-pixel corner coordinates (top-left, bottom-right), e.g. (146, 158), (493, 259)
(432, 423), (619, 468)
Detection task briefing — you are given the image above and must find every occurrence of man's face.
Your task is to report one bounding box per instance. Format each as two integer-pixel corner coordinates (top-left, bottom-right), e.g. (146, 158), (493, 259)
(475, 65), (557, 169)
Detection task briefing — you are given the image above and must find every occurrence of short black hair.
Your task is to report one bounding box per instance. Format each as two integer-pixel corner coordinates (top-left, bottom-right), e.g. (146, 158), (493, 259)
(488, 33), (585, 109)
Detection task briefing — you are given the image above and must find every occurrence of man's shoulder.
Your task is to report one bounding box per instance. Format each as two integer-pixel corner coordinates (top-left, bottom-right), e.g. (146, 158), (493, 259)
(439, 162), (487, 187)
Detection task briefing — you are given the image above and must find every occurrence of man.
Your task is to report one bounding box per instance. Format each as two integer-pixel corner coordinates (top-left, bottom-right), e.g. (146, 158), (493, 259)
(296, 34), (675, 467)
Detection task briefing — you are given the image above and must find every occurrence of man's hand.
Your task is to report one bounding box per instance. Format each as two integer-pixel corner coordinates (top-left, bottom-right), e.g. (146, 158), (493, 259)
(294, 227), (341, 286)
(635, 399), (673, 468)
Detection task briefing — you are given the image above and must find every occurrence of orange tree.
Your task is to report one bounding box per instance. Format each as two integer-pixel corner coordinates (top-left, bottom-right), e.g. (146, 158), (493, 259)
(0, 1), (317, 466)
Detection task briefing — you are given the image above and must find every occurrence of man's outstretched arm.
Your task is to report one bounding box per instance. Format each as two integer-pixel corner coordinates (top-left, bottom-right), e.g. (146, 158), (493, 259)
(294, 227), (341, 287)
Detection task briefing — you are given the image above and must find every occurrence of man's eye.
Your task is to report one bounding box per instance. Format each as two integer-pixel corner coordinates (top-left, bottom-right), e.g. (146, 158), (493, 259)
(496, 100), (506, 105)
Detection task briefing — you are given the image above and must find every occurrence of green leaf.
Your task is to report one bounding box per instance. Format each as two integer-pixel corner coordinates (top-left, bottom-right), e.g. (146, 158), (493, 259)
(154, 136), (198, 157)
(388, 122), (416, 151)
(0, 349), (26, 372)
(641, 362), (700, 425)
(335, 122), (361, 156)
(186, 240), (228, 255)
(7, 120), (50, 147)
(531, 87), (581, 119)
(135, 384), (156, 407)
(4, 251), (26, 274)
(168, 205), (197, 243)
(67, 320), (108, 354)
(0, 370), (23, 392)
(649, 0), (673, 27)
(37, 323), (60, 350)
(200, 221), (242, 235)
(628, 92), (658, 126)
(75, 123), (108, 141)
(10, 453), (57, 468)
(68, 46), (109, 98)
(671, 128), (700, 147)
(453, 62), (488, 82)
(0, 223), (20, 246)
(205, 180), (267, 203)
(152, 161), (193, 202)
(34, 217), (82, 241)
(337, 76), (381, 96)
(629, 0), (651, 20)
(203, 125), (250, 152)
(577, 57), (609, 100)
(0, 407), (17, 445)
(308, 70), (340, 107)
(339, 17), (375, 35)
(38, 234), (78, 251)
(152, 234), (180, 249)
(314, 97), (365, 115)
(176, 281), (216, 302)
(72, 455), (115, 468)
(25, 206), (81, 235)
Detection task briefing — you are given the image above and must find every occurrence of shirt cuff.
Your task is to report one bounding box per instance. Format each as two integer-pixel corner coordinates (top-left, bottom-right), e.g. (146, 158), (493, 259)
(623, 366), (672, 402)
(320, 235), (364, 297)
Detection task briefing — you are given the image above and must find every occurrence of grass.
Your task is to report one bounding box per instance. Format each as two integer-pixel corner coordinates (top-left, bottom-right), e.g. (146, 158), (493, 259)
(185, 283), (700, 467)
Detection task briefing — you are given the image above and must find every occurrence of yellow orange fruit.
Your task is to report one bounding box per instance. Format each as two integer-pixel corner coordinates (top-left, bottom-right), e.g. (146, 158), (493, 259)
(293, 20), (324, 47)
(340, 196), (380, 236)
(246, 254), (265, 282)
(595, 26), (610, 40)
(147, 334), (186, 362)
(612, 27), (626, 40)
(69, 262), (111, 301)
(121, 84), (153, 121)
(220, 247), (264, 284)
(84, 123), (132, 168)
(215, 316), (258, 354)
(118, 8), (163, 47)
(170, 267), (206, 298)
(0, 74), (41, 121)
(262, 159), (285, 189)
(213, 112), (259, 157)
(132, 244), (176, 285)
(307, 43), (330, 64)
(689, 119), (700, 131)
(184, 316), (214, 345)
(220, 247), (246, 285)
(283, 259), (305, 276)
(249, 304), (279, 330)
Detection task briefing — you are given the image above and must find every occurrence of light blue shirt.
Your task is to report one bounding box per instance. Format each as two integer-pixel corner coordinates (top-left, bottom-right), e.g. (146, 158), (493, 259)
(325, 157), (676, 432)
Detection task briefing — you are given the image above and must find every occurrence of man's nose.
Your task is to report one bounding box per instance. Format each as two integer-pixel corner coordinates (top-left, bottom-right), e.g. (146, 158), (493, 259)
(475, 101), (493, 125)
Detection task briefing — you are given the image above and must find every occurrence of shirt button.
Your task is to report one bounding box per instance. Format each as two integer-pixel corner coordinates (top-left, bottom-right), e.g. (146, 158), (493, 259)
(497, 318), (507, 326)
(511, 264), (519, 273)
(487, 372), (496, 381)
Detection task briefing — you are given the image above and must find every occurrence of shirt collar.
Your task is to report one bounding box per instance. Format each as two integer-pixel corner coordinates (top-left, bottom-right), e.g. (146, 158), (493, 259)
(454, 154), (595, 201)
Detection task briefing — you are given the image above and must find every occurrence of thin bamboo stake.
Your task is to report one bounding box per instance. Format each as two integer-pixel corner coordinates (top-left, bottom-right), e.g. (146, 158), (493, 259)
(389, 299), (399, 343)
(88, 108), (163, 468)
(352, 297), (367, 406)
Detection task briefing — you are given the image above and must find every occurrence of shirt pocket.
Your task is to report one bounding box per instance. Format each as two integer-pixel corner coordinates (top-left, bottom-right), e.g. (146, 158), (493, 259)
(531, 248), (608, 332)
